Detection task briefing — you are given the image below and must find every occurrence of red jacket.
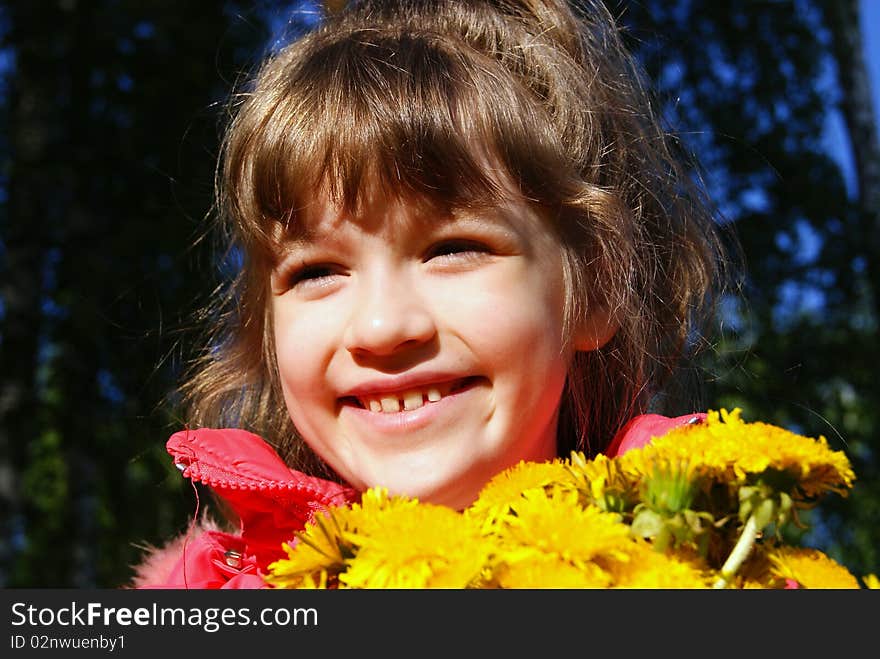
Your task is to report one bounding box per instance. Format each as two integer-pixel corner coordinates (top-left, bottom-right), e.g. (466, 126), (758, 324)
(130, 412), (704, 589)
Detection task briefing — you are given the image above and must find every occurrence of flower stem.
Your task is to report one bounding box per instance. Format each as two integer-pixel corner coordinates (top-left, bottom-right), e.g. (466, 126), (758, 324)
(713, 514), (760, 589)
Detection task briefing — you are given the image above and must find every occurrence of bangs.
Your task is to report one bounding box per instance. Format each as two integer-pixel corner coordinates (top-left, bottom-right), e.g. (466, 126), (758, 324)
(223, 26), (566, 254)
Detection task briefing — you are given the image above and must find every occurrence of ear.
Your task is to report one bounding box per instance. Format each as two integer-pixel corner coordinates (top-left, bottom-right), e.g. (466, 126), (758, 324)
(573, 307), (618, 352)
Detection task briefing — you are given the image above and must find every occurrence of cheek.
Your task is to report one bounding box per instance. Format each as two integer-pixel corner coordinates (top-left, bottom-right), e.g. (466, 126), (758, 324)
(272, 301), (333, 397)
(272, 303), (341, 450)
(457, 265), (568, 359)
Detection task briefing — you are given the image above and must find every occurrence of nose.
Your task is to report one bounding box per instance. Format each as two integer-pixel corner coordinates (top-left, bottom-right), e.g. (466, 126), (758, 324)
(343, 266), (437, 357)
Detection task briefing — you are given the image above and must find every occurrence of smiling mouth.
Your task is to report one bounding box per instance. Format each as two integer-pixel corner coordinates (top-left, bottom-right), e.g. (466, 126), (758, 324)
(340, 376), (482, 413)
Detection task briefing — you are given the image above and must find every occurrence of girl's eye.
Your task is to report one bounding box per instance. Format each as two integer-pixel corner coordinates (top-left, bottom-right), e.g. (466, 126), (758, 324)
(286, 264), (343, 289)
(424, 240), (491, 262)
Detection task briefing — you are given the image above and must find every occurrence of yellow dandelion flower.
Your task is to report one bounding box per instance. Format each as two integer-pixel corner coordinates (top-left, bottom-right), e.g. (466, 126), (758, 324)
(567, 452), (640, 513)
(767, 547), (861, 589)
(620, 409), (854, 499)
(494, 488), (634, 568)
(606, 544), (713, 589)
(343, 487), (421, 537)
(733, 550), (779, 589)
(264, 506), (354, 589)
(266, 488), (418, 589)
(339, 501), (492, 589)
(289, 571), (329, 589)
(862, 574), (880, 589)
(494, 553), (613, 589)
(468, 459), (576, 528)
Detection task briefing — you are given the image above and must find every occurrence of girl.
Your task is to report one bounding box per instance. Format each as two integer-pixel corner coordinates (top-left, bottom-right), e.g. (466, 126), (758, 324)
(131, 0), (726, 589)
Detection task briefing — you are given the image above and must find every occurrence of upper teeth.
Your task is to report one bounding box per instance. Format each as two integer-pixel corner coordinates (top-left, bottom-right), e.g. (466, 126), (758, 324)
(361, 387), (444, 413)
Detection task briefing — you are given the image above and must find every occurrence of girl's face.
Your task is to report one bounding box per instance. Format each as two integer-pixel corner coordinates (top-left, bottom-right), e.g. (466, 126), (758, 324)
(270, 191), (574, 510)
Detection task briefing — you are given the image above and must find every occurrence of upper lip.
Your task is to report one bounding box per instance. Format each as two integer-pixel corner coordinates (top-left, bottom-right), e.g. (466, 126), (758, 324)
(340, 371), (472, 398)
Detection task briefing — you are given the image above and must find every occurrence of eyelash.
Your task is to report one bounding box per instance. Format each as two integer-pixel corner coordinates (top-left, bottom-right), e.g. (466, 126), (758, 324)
(286, 264), (342, 288)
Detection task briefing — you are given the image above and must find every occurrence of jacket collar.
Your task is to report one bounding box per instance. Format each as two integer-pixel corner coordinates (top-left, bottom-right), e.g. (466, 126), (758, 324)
(167, 428), (359, 569)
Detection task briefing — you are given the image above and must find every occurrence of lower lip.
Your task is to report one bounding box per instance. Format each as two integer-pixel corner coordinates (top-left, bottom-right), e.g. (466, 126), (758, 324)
(339, 379), (484, 436)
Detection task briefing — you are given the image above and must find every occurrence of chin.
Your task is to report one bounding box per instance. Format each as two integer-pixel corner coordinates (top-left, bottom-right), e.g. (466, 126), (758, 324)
(380, 469), (486, 511)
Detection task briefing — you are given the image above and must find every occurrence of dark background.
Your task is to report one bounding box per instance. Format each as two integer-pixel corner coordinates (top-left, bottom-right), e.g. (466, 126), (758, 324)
(1, 0), (877, 587)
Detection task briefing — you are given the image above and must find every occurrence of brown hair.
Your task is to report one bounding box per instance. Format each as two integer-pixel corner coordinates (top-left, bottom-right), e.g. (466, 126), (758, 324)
(178, 0), (726, 477)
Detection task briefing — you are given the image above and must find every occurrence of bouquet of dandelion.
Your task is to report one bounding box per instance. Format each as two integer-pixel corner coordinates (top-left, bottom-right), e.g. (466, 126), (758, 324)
(265, 409), (877, 589)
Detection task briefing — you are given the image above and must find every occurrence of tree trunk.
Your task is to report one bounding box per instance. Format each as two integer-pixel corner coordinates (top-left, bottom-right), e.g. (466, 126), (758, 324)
(826, 0), (880, 323)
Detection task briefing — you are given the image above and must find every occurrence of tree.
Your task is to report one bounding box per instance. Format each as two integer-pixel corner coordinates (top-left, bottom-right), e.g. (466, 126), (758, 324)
(0, 0), (273, 587)
(608, 0), (879, 577)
